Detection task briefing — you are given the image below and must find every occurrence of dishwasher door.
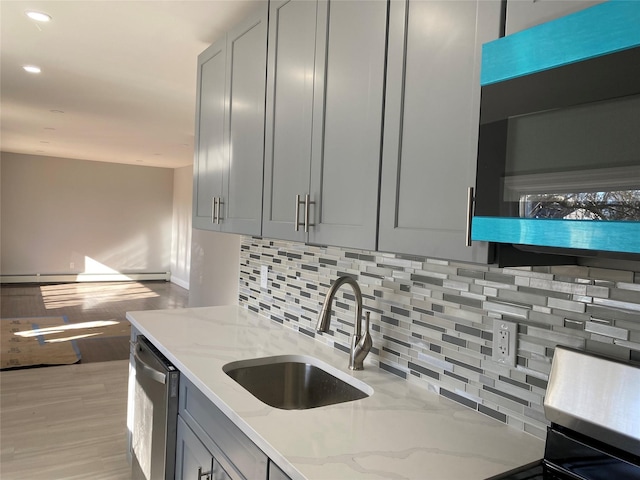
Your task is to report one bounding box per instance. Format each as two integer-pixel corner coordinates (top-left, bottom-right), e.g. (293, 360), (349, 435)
(132, 335), (180, 480)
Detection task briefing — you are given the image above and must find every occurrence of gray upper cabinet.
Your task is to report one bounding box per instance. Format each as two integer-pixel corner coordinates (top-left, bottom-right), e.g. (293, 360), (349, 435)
(221, 9), (268, 235)
(193, 5), (268, 235)
(378, 0), (501, 263)
(262, 0), (387, 250)
(505, 0), (606, 35)
(262, 0), (317, 243)
(308, 0), (387, 250)
(193, 37), (226, 231)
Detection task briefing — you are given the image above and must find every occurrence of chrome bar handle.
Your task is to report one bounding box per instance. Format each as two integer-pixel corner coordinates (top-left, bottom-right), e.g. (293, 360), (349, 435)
(304, 194), (315, 233)
(211, 197), (216, 224)
(197, 466), (211, 480)
(304, 194), (310, 233)
(294, 194), (302, 231)
(217, 197), (223, 224)
(465, 186), (474, 247)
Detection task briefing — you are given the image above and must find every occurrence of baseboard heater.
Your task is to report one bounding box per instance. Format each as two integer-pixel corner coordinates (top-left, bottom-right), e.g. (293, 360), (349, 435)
(0, 272), (171, 284)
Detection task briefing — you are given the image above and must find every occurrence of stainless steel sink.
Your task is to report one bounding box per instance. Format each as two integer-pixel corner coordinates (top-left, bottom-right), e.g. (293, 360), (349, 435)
(223, 355), (372, 410)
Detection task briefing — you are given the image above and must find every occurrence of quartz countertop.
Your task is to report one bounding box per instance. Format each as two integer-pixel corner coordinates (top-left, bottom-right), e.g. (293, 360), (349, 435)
(127, 305), (544, 480)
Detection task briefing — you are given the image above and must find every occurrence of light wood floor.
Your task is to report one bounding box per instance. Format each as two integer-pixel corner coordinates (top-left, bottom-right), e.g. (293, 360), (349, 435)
(0, 359), (131, 479)
(0, 282), (189, 478)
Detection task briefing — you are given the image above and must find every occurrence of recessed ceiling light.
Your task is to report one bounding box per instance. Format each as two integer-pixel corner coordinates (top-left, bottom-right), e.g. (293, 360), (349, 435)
(26, 11), (51, 22)
(23, 65), (41, 74)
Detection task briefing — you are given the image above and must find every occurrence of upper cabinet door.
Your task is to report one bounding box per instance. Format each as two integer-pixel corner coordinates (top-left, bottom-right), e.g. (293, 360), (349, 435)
(193, 37), (226, 231)
(221, 5), (268, 236)
(262, 0), (319, 242)
(505, 0), (606, 35)
(378, 0), (500, 263)
(307, 0), (387, 250)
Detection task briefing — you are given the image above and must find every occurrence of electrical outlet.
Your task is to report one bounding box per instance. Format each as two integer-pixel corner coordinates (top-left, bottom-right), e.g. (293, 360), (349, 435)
(69, 262), (75, 270)
(492, 319), (518, 366)
(260, 265), (268, 289)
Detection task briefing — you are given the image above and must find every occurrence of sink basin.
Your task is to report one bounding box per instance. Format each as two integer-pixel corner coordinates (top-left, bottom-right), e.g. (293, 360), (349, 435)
(223, 355), (372, 410)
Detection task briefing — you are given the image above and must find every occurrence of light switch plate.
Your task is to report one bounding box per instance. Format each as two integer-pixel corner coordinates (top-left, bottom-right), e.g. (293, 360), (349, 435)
(492, 319), (518, 367)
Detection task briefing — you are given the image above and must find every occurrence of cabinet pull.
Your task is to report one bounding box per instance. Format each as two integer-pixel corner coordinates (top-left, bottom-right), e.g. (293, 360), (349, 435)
(465, 187), (475, 247)
(304, 194), (310, 233)
(294, 194), (303, 232)
(197, 466), (211, 480)
(304, 194), (315, 233)
(211, 197), (223, 224)
(211, 197), (221, 224)
(295, 194), (314, 232)
(216, 197), (223, 224)
(294, 194), (300, 231)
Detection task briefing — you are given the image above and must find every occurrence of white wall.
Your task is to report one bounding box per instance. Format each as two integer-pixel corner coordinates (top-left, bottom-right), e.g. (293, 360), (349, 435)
(0, 152), (174, 278)
(188, 229), (240, 307)
(170, 165), (192, 288)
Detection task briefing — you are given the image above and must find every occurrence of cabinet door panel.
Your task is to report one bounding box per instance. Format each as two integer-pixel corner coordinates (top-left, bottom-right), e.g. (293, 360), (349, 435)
(268, 460), (292, 480)
(179, 377), (268, 480)
(396, 1), (476, 231)
(176, 416), (214, 480)
(308, 0), (387, 250)
(262, 0), (318, 241)
(193, 38), (226, 231)
(506, 0), (605, 35)
(379, 0), (498, 262)
(223, 6), (268, 235)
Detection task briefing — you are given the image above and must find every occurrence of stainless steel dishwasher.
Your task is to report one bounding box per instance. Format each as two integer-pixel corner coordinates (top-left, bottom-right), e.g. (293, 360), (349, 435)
(131, 335), (180, 480)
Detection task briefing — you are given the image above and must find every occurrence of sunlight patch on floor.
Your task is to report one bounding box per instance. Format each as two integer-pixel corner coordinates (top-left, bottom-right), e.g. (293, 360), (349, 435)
(40, 282), (159, 309)
(14, 320), (120, 337)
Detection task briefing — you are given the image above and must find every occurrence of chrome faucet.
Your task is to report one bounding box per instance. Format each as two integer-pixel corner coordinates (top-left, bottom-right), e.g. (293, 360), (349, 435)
(316, 276), (372, 370)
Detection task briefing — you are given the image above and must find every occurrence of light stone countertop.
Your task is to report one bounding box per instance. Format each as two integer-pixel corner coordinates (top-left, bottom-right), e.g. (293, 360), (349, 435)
(127, 305), (544, 480)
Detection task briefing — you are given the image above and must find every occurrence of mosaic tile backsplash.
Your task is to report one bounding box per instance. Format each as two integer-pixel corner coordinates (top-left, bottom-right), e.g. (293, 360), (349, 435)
(238, 236), (640, 439)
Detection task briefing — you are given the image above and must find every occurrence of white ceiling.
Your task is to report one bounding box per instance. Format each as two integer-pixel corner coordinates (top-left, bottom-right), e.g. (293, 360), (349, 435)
(0, 0), (262, 169)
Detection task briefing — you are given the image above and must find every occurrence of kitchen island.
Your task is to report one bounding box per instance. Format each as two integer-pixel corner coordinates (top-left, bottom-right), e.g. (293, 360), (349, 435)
(127, 305), (543, 480)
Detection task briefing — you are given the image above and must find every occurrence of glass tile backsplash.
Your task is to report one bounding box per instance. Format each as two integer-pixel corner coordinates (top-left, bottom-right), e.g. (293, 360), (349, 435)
(238, 237), (640, 439)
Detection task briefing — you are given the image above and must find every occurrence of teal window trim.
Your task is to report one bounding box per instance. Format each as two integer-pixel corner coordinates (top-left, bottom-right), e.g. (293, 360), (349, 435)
(471, 217), (640, 254)
(481, 1), (640, 86)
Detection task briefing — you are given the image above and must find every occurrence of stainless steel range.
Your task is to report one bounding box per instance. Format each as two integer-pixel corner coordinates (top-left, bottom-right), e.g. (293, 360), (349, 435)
(488, 346), (640, 480)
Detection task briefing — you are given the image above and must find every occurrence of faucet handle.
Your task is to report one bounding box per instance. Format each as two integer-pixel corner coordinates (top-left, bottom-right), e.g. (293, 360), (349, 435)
(350, 311), (373, 370)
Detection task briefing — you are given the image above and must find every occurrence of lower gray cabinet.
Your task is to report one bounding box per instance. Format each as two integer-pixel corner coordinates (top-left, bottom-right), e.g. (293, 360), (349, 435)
(176, 416), (232, 480)
(177, 377), (269, 480)
(268, 461), (292, 480)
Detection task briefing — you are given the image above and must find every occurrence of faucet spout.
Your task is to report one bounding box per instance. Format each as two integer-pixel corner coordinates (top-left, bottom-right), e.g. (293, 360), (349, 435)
(316, 275), (372, 370)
